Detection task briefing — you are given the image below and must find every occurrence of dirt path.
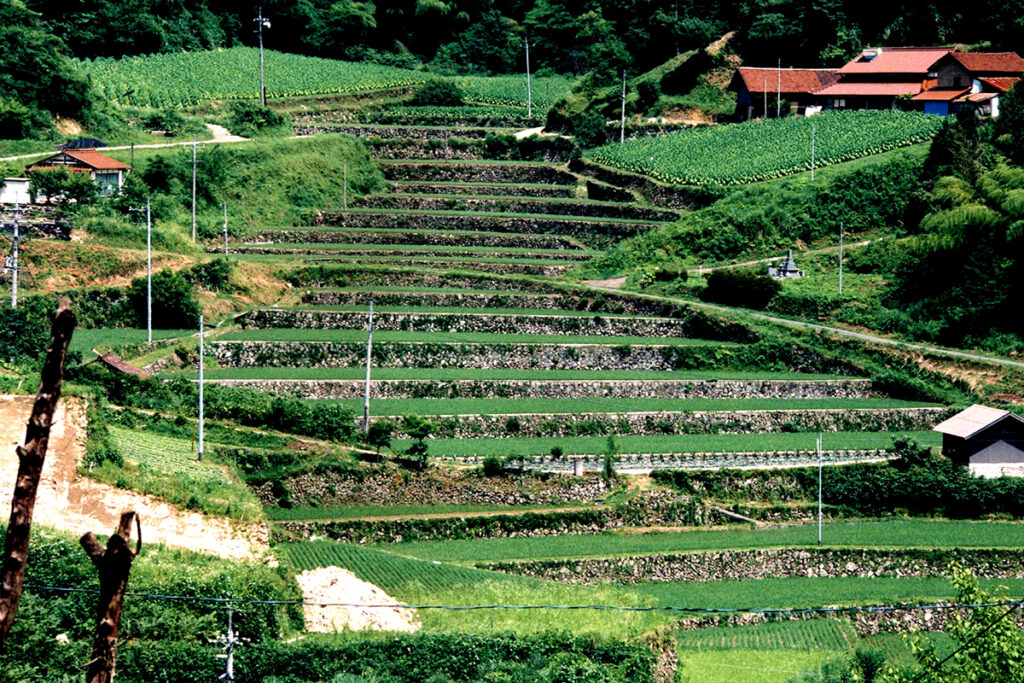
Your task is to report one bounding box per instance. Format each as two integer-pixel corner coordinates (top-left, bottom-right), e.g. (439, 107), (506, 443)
(205, 122), (248, 142)
(0, 395), (266, 560)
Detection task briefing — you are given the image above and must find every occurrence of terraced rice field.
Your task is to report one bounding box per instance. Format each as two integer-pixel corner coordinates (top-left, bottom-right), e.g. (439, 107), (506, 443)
(210, 114), (955, 472)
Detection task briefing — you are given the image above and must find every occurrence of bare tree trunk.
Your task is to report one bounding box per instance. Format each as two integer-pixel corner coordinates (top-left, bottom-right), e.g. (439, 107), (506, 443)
(81, 511), (141, 683)
(0, 299), (76, 645)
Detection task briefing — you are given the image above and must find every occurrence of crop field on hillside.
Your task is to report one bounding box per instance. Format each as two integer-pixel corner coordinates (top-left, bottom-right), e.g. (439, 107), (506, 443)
(390, 520), (1024, 563)
(69, 328), (192, 357)
(332, 396), (933, 416)
(632, 575), (1024, 610)
(218, 329), (730, 346)
(586, 111), (943, 185)
(677, 650), (834, 683)
(109, 426), (231, 483)
(457, 75), (574, 109)
(278, 540), (669, 638)
(676, 619), (856, 651)
(396, 430), (939, 457)
(78, 48), (573, 109)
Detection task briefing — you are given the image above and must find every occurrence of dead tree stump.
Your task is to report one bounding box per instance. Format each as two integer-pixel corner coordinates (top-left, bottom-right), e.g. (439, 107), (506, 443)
(0, 299), (76, 645)
(81, 511), (142, 683)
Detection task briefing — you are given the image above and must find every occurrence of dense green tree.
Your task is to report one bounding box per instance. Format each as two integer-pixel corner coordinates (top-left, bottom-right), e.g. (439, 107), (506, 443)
(128, 268), (200, 328)
(924, 110), (982, 184)
(0, 0), (93, 128)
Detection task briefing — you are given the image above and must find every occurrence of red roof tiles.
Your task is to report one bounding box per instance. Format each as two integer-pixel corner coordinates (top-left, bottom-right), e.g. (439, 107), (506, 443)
(911, 87), (970, 101)
(62, 149), (130, 171)
(951, 52), (1024, 73)
(838, 47), (956, 75)
(814, 81), (924, 97)
(735, 67), (838, 94)
(979, 77), (1021, 92)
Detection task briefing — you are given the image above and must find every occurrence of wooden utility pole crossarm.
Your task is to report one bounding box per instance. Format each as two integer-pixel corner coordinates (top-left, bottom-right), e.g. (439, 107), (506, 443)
(0, 299), (76, 645)
(81, 511), (142, 683)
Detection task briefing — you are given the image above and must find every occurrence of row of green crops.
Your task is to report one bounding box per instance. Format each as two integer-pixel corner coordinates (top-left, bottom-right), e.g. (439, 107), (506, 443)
(109, 425), (231, 483)
(280, 540), (511, 592)
(586, 111), (943, 186)
(675, 619), (856, 651)
(77, 48), (574, 109)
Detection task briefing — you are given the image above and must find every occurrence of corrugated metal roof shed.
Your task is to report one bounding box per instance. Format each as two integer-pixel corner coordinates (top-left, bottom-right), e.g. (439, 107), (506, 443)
(933, 404), (1024, 439)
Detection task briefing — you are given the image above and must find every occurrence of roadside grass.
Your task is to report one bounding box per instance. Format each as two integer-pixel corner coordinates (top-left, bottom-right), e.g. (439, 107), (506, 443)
(677, 650), (834, 683)
(388, 519), (1024, 563)
(393, 431), (940, 458)
(277, 540), (670, 638)
(196, 367), (858, 381)
(70, 328), (193, 357)
(217, 329), (731, 346)
(318, 397), (935, 417)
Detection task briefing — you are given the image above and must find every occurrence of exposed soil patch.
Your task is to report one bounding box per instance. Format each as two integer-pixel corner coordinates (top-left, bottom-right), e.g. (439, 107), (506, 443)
(0, 395), (265, 560)
(295, 566), (419, 633)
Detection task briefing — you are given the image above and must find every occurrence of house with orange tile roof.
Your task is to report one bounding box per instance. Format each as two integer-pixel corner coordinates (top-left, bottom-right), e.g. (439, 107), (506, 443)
(732, 47), (1022, 119)
(730, 67), (839, 120)
(26, 148), (130, 196)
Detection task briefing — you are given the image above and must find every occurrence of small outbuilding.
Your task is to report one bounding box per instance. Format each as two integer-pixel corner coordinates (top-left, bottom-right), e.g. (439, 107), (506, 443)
(26, 148), (130, 195)
(933, 404), (1024, 478)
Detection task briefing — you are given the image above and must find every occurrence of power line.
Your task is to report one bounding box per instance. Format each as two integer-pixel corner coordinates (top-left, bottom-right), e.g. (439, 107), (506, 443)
(22, 584), (1024, 616)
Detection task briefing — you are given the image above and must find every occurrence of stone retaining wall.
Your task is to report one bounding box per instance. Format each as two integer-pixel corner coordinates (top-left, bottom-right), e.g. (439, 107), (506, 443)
(292, 270), (568, 293)
(571, 159), (725, 210)
(309, 211), (649, 249)
(230, 247), (590, 262)
(293, 125), (499, 139)
(211, 340), (728, 371)
(254, 229), (585, 250)
(216, 378), (875, 401)
(367, 138), (574, 162)
(242, 309), (696, 338)
(380, 162), (577, 185)
(392, 182), (577, 198)
(479, 547), (1024, 585)
(374, 407), (952, 440)
(356, 195), (678, 222)
(300, 257), (573, 277)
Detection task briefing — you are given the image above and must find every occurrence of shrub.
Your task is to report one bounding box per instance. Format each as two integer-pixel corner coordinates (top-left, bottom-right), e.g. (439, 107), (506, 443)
(653, 265), (688, 282)
(227, 102), (289, 137)
(482, 454), (504, 477)
(409, 78), (465, 106)
(186, 258), (233, 292)
(128, 268), (200, 328)
(700, 269), (781, 310)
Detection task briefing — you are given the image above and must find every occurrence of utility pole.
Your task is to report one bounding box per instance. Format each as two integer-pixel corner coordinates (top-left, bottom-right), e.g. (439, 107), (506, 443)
(254, 7), (270, 106)
(620, 69), (627, 144)
(777, 58), (782, 118)
(343, 160), (348, 211)
(9, 205), (20, 309)
(145, 199), (151, 343)
(525, 37), (532, 119)
(810, 124), (816, 183)
(128, 199), (153, 342)
(217, 608), (238, 682)
(191, 135), (197, 242)
(198, 315), (204, 462)
(838, 221), (844, 296)
(363, 300), (373, 434)
(763, 78), (768, 119)
(817, 433), (823, 547)
(223, 200), (228, 257)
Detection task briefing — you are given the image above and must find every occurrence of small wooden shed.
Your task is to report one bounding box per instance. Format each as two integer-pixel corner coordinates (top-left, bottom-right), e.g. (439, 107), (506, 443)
(933, 404), (1024, 478)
